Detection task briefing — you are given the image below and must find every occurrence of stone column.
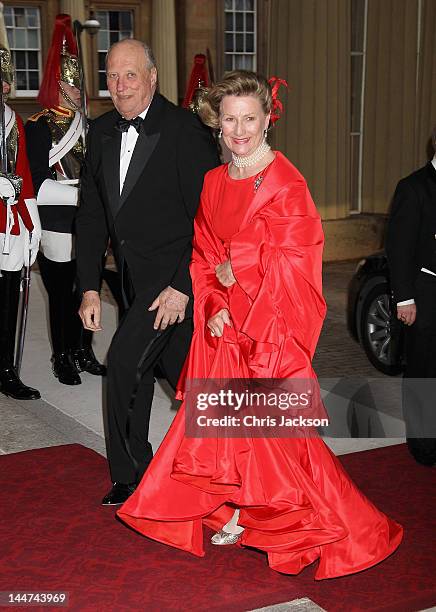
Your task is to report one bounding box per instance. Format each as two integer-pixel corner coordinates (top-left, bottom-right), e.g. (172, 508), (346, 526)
(152, 0), (178, 104)
(60, 0), (85, 21)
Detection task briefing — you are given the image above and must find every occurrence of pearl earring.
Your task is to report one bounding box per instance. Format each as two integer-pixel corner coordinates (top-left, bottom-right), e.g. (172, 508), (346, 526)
(218, 128), (222, 138)
(264, 128), (268, 140)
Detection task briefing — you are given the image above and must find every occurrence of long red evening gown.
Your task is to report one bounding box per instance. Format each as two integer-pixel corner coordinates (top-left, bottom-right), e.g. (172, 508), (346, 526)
(118, 153), (402, 579)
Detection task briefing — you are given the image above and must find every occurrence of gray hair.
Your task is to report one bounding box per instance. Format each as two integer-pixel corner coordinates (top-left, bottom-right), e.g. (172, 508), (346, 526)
(105, 38), (156, 70)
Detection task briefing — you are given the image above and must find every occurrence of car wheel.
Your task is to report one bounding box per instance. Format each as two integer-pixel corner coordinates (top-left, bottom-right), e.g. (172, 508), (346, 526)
(360, 283), (403, 375)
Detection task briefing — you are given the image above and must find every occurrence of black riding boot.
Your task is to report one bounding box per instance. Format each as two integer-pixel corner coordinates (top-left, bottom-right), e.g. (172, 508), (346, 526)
(72, 328), (107, 376)
(37, 253), (81, 385)
(0, 270), (40, 400)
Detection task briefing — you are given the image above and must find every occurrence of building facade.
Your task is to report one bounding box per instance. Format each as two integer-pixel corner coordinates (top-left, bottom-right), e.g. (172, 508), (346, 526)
(4, 0), (435, 259)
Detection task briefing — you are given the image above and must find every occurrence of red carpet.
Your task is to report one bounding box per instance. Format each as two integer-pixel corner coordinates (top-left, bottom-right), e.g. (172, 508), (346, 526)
(0, 443), (434, 612)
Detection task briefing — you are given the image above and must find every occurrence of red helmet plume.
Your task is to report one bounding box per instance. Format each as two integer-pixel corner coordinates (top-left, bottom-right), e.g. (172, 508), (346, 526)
(37, 14), (79, 109)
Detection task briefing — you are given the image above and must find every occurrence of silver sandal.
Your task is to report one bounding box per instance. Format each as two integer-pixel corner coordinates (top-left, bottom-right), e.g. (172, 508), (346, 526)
(211, 528), (243, 545)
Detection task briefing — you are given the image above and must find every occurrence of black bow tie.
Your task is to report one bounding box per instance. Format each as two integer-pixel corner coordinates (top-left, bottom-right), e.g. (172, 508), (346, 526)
(116, 116), (143, 133)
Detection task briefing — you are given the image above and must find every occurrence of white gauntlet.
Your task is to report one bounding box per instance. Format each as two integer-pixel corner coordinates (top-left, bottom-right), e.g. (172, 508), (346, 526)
(0, 175), (18, 205)
(0, 175), (20, 255)
(24, 198), (41, 254)
(37, 178), (78, 206)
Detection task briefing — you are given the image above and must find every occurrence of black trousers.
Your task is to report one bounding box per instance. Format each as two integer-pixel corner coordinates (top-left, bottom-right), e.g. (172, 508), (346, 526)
(403, 272), (436, 462)
(38, 253), (91, 354)
(0, 270), (21, 368)
(106, 292), (193, 483)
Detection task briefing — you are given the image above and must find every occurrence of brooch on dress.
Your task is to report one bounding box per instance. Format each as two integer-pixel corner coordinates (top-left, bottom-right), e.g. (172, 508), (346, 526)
(254, 175), (264, 192)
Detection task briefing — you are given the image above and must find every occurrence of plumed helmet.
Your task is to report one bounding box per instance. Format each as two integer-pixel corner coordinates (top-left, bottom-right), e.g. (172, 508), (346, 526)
(38, 13), (81, 108)
(0, 1), (14, 87)
(60, 38), (80, 88)
(0, 45), (14, 85)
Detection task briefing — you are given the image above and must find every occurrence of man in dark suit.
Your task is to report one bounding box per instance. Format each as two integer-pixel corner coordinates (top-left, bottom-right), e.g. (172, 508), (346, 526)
(76, 39), (219, 504)
(385, 128), (436, 467)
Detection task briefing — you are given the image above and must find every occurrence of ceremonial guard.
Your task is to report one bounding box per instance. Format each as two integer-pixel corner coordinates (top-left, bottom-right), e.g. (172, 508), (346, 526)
(25, 14), (105, 385)
(0, 46), (41, 399)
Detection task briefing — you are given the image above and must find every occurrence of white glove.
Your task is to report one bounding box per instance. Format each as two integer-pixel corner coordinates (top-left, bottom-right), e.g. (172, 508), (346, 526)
(0, 175), (17, 205)
(24, 198), (41, 252)
(37, 178), (78, 206)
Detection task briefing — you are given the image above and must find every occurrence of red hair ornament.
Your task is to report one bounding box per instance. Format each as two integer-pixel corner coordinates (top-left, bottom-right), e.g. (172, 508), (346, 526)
(268, 77), (288, 125)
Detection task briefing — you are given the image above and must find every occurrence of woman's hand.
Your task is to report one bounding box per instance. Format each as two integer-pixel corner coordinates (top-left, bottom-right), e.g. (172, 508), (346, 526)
(215, 259), (236, 287)
(207, 308), (232, 337)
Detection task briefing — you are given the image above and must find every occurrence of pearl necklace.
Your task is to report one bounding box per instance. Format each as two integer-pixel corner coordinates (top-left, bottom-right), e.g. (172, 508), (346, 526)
(231, 139), (271, 168)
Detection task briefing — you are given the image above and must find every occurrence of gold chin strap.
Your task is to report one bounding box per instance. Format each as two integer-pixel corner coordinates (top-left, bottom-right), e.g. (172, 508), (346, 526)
(58, 81), (81, 112)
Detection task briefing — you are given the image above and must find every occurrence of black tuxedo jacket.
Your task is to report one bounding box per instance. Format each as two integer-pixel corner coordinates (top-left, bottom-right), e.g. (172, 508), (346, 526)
(76, 94), (219, 308)
(385, 161), (436, 303)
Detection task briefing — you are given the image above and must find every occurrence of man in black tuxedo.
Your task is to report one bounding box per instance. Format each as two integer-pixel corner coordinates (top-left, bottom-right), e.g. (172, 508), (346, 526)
(76, 39), (219, 504)
(385, 128), (436, 467)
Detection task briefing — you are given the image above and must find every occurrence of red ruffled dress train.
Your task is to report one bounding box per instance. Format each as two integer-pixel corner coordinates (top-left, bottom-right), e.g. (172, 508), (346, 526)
(118, 154), (402, 579)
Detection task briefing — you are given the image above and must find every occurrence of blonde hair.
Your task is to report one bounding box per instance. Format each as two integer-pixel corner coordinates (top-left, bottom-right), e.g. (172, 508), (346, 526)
(198, 70), (272, 130)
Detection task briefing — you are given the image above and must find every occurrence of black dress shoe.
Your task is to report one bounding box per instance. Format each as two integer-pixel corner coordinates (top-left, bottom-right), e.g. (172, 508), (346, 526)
(52, 352), (81, 385)
(102, 482), (137, 506)
(72, 347), (106, 376)
(0, 367), (41, 400)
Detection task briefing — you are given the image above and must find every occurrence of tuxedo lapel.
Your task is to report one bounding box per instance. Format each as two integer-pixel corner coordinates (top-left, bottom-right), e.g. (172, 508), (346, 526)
(100, 95), (166, 216)
(119, 130), (160, 206)
(102, 126), (122, 217)
(426, 161), (436, 187)
(118, 93), (166, 209)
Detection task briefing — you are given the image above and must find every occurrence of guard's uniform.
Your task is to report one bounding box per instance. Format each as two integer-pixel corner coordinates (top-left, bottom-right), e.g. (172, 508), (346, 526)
(24, 13), (105, 385)
(26, 106), (85, 364)
(0, 105), (39, 271)
(26, 106), (82, 262)
(0, 46), (41, 400)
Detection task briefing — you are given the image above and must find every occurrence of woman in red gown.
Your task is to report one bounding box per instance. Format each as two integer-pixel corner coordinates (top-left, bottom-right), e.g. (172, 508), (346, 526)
(118, 71), (402, 579)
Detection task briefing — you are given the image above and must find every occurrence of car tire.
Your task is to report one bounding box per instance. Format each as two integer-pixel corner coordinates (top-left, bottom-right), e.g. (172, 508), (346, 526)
(360, 283), (404, 376)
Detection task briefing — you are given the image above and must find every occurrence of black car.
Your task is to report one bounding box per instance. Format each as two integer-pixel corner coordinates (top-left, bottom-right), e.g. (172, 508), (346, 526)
(347, 251), (404, 375)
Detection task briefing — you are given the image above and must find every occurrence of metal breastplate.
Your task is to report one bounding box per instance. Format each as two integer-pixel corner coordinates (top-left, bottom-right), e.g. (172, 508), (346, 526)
(6, 122), (18, 174)
(46, 111), (84, 180)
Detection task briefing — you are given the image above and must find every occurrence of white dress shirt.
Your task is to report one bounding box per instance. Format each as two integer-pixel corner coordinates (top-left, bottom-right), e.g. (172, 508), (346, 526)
(119, 107), (149, 195)
(396, 154), (436, 306)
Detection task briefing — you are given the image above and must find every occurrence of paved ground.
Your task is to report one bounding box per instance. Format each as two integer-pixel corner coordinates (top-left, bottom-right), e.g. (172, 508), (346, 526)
(314, 260), (383, 377)
(2, 261), (432, 612)
(0, 259), (402, 459)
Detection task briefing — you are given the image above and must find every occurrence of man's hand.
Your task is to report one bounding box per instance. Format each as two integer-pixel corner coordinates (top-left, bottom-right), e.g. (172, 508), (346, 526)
(207, 308), (232, 338)
(215, 259), (236, 287)
(79, 290), (103, 331)
(397, 303), (416, 326)
(148, 286), (189, 330)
